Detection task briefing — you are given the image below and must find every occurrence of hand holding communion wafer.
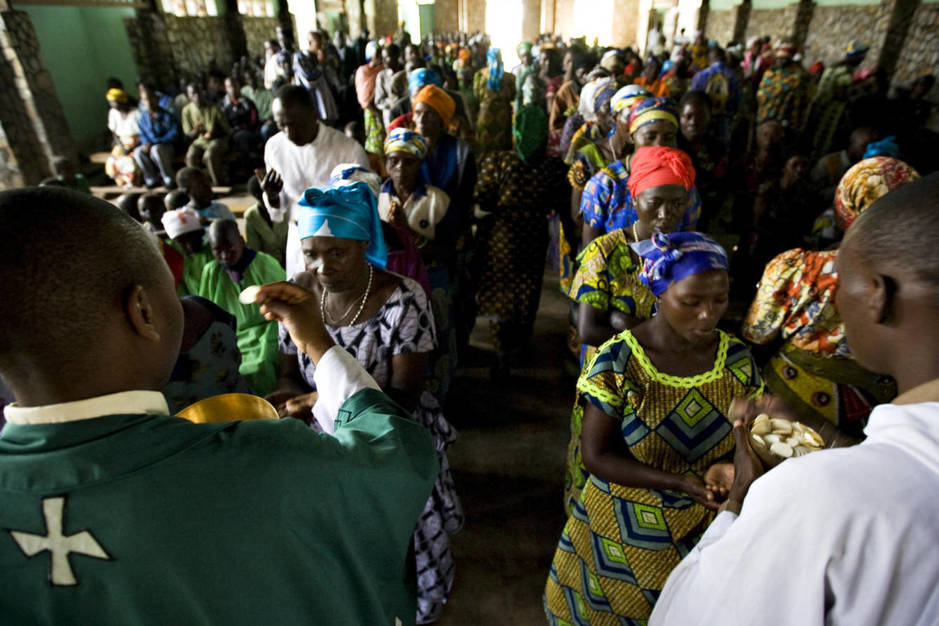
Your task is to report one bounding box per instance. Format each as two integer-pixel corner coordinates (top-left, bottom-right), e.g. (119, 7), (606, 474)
(240, 282), (335, 363)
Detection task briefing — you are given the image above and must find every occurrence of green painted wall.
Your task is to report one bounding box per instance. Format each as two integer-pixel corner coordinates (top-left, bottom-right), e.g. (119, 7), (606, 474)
(23, 5), (140, 153)
(710, 0), (741, 11)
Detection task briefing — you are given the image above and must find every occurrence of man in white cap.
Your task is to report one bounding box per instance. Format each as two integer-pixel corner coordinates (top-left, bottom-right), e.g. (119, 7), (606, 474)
(161, 207), (212, 296)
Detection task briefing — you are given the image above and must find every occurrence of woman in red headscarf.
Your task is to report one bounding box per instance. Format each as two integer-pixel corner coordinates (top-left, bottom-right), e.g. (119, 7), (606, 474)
(565, 145), (699, 514)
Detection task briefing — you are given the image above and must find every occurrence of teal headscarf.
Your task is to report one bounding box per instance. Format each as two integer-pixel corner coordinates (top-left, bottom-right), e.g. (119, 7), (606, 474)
(487, 47), (504, 91)
(298, 181), (388, 269)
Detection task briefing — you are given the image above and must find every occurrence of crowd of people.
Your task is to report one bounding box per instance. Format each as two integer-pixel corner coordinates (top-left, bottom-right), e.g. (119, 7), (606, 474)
(3, 20), (938, 625)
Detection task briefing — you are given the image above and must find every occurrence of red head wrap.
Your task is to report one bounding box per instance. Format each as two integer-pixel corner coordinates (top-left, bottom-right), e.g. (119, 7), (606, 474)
(627, 146), (696, 198)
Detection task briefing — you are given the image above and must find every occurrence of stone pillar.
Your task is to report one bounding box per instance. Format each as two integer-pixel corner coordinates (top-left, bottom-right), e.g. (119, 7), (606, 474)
(697, 0), (710, 34)
(733, 0), (751, 44)
(125, 9), (178, 90)
(276, 0), (297, 49)
(875, 0), (919, 77)
(792, 0), (814, 49)
(223, 0), (249, 62)
(0, 7), (75, 188)
(520, 0), (540, 42)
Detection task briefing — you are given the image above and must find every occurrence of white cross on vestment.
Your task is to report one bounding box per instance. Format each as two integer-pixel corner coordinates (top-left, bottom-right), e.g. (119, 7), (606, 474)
(8, 496), (111, 586)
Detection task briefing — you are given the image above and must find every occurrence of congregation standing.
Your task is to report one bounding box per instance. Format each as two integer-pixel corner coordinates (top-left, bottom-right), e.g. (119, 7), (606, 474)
(3, 19), (939, 626)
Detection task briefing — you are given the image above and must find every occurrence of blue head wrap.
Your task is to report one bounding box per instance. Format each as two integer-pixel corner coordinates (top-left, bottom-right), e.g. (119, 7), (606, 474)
(863, 136), (901, 159)
(487, 47), (504, 91)
(408, 67), (443, 97)
(298, 181), (388, 269)
(629, 232), (728, 297)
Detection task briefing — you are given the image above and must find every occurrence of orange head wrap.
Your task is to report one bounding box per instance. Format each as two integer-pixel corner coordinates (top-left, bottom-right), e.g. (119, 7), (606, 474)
(414, 85), (456, 128)
(627, 146), (696, 198)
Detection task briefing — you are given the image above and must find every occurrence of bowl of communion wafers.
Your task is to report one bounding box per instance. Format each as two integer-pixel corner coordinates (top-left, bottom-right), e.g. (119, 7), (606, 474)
(749, 414), (825, 467)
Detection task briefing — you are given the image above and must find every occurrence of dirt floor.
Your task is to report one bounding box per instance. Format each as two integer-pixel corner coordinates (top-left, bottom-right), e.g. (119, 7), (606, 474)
(438, 270), (573, 625)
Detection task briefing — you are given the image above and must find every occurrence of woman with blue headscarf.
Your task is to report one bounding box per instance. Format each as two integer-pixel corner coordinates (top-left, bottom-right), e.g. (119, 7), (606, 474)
(546, 231), (763, 624)
(473, 47), (516, 152)
(271, 181), (463, 625)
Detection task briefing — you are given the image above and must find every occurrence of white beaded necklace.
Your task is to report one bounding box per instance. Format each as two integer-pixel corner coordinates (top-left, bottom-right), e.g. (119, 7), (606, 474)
(320, 264), (373, 327)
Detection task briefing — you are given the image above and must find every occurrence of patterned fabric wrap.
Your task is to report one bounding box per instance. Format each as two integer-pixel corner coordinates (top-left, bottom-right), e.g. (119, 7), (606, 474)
(415, 85), (456, 127)
(106, 88), (129, 103)
(408, 67), (443, 97)
(627, 145), (696, 199)
(298, 181), (388, 269)
(578, 77), (616, 122)
(513, 104), (548, 162)
(549, 328), (763, 621)
(834, 156), (919, 231)
(628, 96), (678, 134)
(611, 84), (652, 113)
(328, 163), (382, 198)
(486, 47), (503, 91)
(845, 39), (869, 59)
(383, 128), (429, 160)
(631, 232), (728, 297)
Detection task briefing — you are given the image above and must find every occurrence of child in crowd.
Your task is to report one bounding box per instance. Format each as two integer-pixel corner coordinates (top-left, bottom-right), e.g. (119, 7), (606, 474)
(162, 207), (213, 295)
(243, 173), (288, 268)
(138, 192), (167, 236)
(176, 167), (236, 222)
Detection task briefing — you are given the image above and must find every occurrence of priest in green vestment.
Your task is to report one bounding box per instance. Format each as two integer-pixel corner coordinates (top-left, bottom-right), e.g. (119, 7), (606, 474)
(198, 219), (285, 395)
(0, 188), (438, 625)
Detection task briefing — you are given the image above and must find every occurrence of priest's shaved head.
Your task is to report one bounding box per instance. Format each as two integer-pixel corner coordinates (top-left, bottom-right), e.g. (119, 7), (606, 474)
(0, 187), (183, 406)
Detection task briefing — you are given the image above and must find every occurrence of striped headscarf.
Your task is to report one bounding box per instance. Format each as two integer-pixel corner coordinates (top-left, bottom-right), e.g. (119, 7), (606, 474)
(383, 128), (428, 160)
(628, 96), (678, 134)
(834, 156), (919, 231)
(631, 232), (728, 297)
(611, 84), (652, 114)
(328, 163), (382, 198)
(579, 77), (616, 122)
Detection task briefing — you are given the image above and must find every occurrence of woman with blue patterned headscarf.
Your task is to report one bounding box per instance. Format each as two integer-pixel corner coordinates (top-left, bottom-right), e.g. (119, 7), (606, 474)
(473, 47), (517, 152)
(546, 230), (762, 626)
(280, 177), (464, 626)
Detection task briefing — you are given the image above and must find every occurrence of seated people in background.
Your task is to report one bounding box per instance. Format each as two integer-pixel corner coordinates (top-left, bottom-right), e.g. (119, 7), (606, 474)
(269, 182), (462, 624)
(244, 173), (288, 268)
(742, 156), (919, 441)
(650, 172), (939, 626)
(164, 189), (189, 212)
(176, 167), (235, 222)
(546, 232), (763, 624)
(181, 83), (230, 187)
(581, 98), (701, 247)
(135, 82), (180, 190)
(221, 76), (260, 163)
(49, 155), (91, 194)
(0, 187), (437, 624)
(162, 295), (251, 414)
(197, 219), (285, 395)
(138, 192), (166, 237)
(240, 69), (277, 142)
(105, 88), (141, 188)
(162, 207), (213, 295)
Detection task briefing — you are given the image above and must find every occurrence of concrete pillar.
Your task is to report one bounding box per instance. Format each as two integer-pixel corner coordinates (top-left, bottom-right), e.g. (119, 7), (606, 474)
(223, 0), (249, 61)
(613, 0), (641, 48)
(0, 7), (75, 188)
(125, 9), (177, 90)
(733, 0), (751, 44)
(521, 0), (540, 42)
(792, 0), (813, 49)
(875, 0), (919, 77)
(697, 0), (710, 33)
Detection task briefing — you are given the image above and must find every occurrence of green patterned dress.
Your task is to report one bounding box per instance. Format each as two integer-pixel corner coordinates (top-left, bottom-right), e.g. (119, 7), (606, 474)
(546, 329), (762, 624)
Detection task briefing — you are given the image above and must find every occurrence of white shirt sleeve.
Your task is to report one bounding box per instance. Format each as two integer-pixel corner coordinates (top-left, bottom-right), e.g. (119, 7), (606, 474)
(310, 346), (380, 434)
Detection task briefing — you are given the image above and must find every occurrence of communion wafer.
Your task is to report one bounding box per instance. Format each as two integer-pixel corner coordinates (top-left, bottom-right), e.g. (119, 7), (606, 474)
(238, 285), (262, 305)
(749, 416), (825, 467)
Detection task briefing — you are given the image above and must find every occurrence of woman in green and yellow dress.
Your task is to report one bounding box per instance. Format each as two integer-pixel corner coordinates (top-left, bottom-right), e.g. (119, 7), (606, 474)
(546, 231), (762, 623)
(473, 47), (516, 153)
(564, 145), (696, 513)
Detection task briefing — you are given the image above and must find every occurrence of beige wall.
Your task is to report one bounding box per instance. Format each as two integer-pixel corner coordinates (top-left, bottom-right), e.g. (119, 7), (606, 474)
(612, 0), (640, 47)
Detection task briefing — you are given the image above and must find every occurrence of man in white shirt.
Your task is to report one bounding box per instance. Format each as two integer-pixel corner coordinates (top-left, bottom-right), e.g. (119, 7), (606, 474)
(650, 173), (939, 625)
(263, 85), (369, 278)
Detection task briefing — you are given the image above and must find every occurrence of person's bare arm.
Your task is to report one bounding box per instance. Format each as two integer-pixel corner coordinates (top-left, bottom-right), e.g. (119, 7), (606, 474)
(581, 403), (718, 510)
(577, 302), (644, 348)
(388, 352), (428, 413)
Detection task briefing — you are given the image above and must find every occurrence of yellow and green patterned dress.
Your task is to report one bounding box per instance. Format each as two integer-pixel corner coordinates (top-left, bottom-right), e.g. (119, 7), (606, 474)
(546, 329), (762, 624)
(564, 229), (656, 514)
